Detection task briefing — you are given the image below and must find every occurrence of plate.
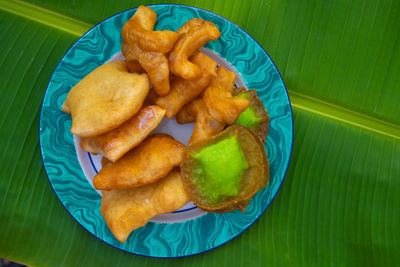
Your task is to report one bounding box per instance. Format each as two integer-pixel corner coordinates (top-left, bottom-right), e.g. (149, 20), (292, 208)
(39, 4), (293, 258)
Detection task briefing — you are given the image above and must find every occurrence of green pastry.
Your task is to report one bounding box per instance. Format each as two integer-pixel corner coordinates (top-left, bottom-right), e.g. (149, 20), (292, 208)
(181, 125), (268, 213)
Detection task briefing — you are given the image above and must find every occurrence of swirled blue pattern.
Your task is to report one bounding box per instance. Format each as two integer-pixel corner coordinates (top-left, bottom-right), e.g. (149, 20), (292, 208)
(39, 4), (293, 257)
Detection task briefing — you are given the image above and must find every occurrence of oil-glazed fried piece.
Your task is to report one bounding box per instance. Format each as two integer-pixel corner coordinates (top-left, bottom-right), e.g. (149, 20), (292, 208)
(175, 98), (203, 124)
(203, 66), (249, 125)
(156, 52), (217, 118)
(121, 6), (177, 95)
(138, 51), (170, 95)
(121, 6), (178, 53)
(101, 170), (190, 243)
(169, 18), (220, 79)
(79, 106), (165, 162)
(62, 61), (149, 137)
(93, 134), (185, 190)
(176, 66), (249, 144)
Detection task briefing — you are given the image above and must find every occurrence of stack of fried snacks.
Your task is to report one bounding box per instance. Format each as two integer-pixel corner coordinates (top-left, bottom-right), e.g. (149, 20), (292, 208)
(121, 6), (178, 96)
(61, 38), (188, 244)
(62, 4), (270, 243)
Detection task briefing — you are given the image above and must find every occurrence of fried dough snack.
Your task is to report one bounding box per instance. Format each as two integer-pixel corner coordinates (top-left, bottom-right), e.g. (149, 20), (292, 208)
(176, 66), (249, 144)
(93, 134), (185, 190)
(62, 61), (149, 137)
(138, 51), (170, 95)
(203, 66), (250, 124)
(169, 18), (221, 79)
(101, 170), (190, 242)
(121, 41), (170, 95)
(191, 108), (225, 144)
(145, 88), (159, 105)
(177, 98), (225, 144)
(121, 6), (178, 95)
(121, 6), (178, 53)
(101, 157), (112, 168)
(126, 59), (145, 73)
(121, 41), (145, 73)
(156, 52), (217, 118)
(175, 98), (202, 124)
(127, 4), (157, 32)
(79, 105), (165, 162)
(120, 6), (156, 65)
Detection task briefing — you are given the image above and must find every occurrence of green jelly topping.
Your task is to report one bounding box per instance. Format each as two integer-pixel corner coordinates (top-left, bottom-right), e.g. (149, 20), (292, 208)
(234, 93), (261, 129)
(192, 136), (249, 203)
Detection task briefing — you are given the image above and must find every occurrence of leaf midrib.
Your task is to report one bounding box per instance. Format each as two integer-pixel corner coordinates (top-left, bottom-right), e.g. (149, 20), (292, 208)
(2, 0), (399, 140)
(0, 0), (91, 36)
(289, 91), (400, 140)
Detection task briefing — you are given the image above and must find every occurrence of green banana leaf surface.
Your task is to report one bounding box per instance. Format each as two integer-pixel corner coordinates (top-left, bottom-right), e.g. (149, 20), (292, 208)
(0, 0), (399, 266)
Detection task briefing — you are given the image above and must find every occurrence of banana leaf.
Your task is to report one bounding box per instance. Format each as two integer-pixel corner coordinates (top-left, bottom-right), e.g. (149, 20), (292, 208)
(0, 0), (399, 266)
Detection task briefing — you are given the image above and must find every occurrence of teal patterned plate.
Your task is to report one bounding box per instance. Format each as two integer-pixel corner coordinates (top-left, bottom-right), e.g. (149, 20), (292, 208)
(39, 4), (293, 258)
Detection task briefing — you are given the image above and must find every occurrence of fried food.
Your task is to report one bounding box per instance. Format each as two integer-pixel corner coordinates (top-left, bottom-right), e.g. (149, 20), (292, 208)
(169, 18), (221, 79)
(156, 52), (217, 118)
(79, 137), (98, 155)
(62, 60), (149, 137)
(190, 106), (225, 144)
(121, 6), (177, 95)
(127, 5), (157, 31)
(126, 59), (145, 73)
(121, 6), (178, 53)
(233, 87), (270, 143)
(175, 98), (202, 124)
(79, 105), (166, 162)
(101, 157), (112, 168)
(62, 5), (272, 238)
(145, 88), (159, 105)
(121, 40), (139, 63)
(176, 66), (249, 144)
(177, 98), (224, 144)
(138, 51), (170, 95)
(181, 125), (266, 212)
(93, 134), (185, 190)
(203, 66), (249, 124)
(122, 41), (170, 95)
(101, 170), (190, 243)
(121, 40), (145, 73)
